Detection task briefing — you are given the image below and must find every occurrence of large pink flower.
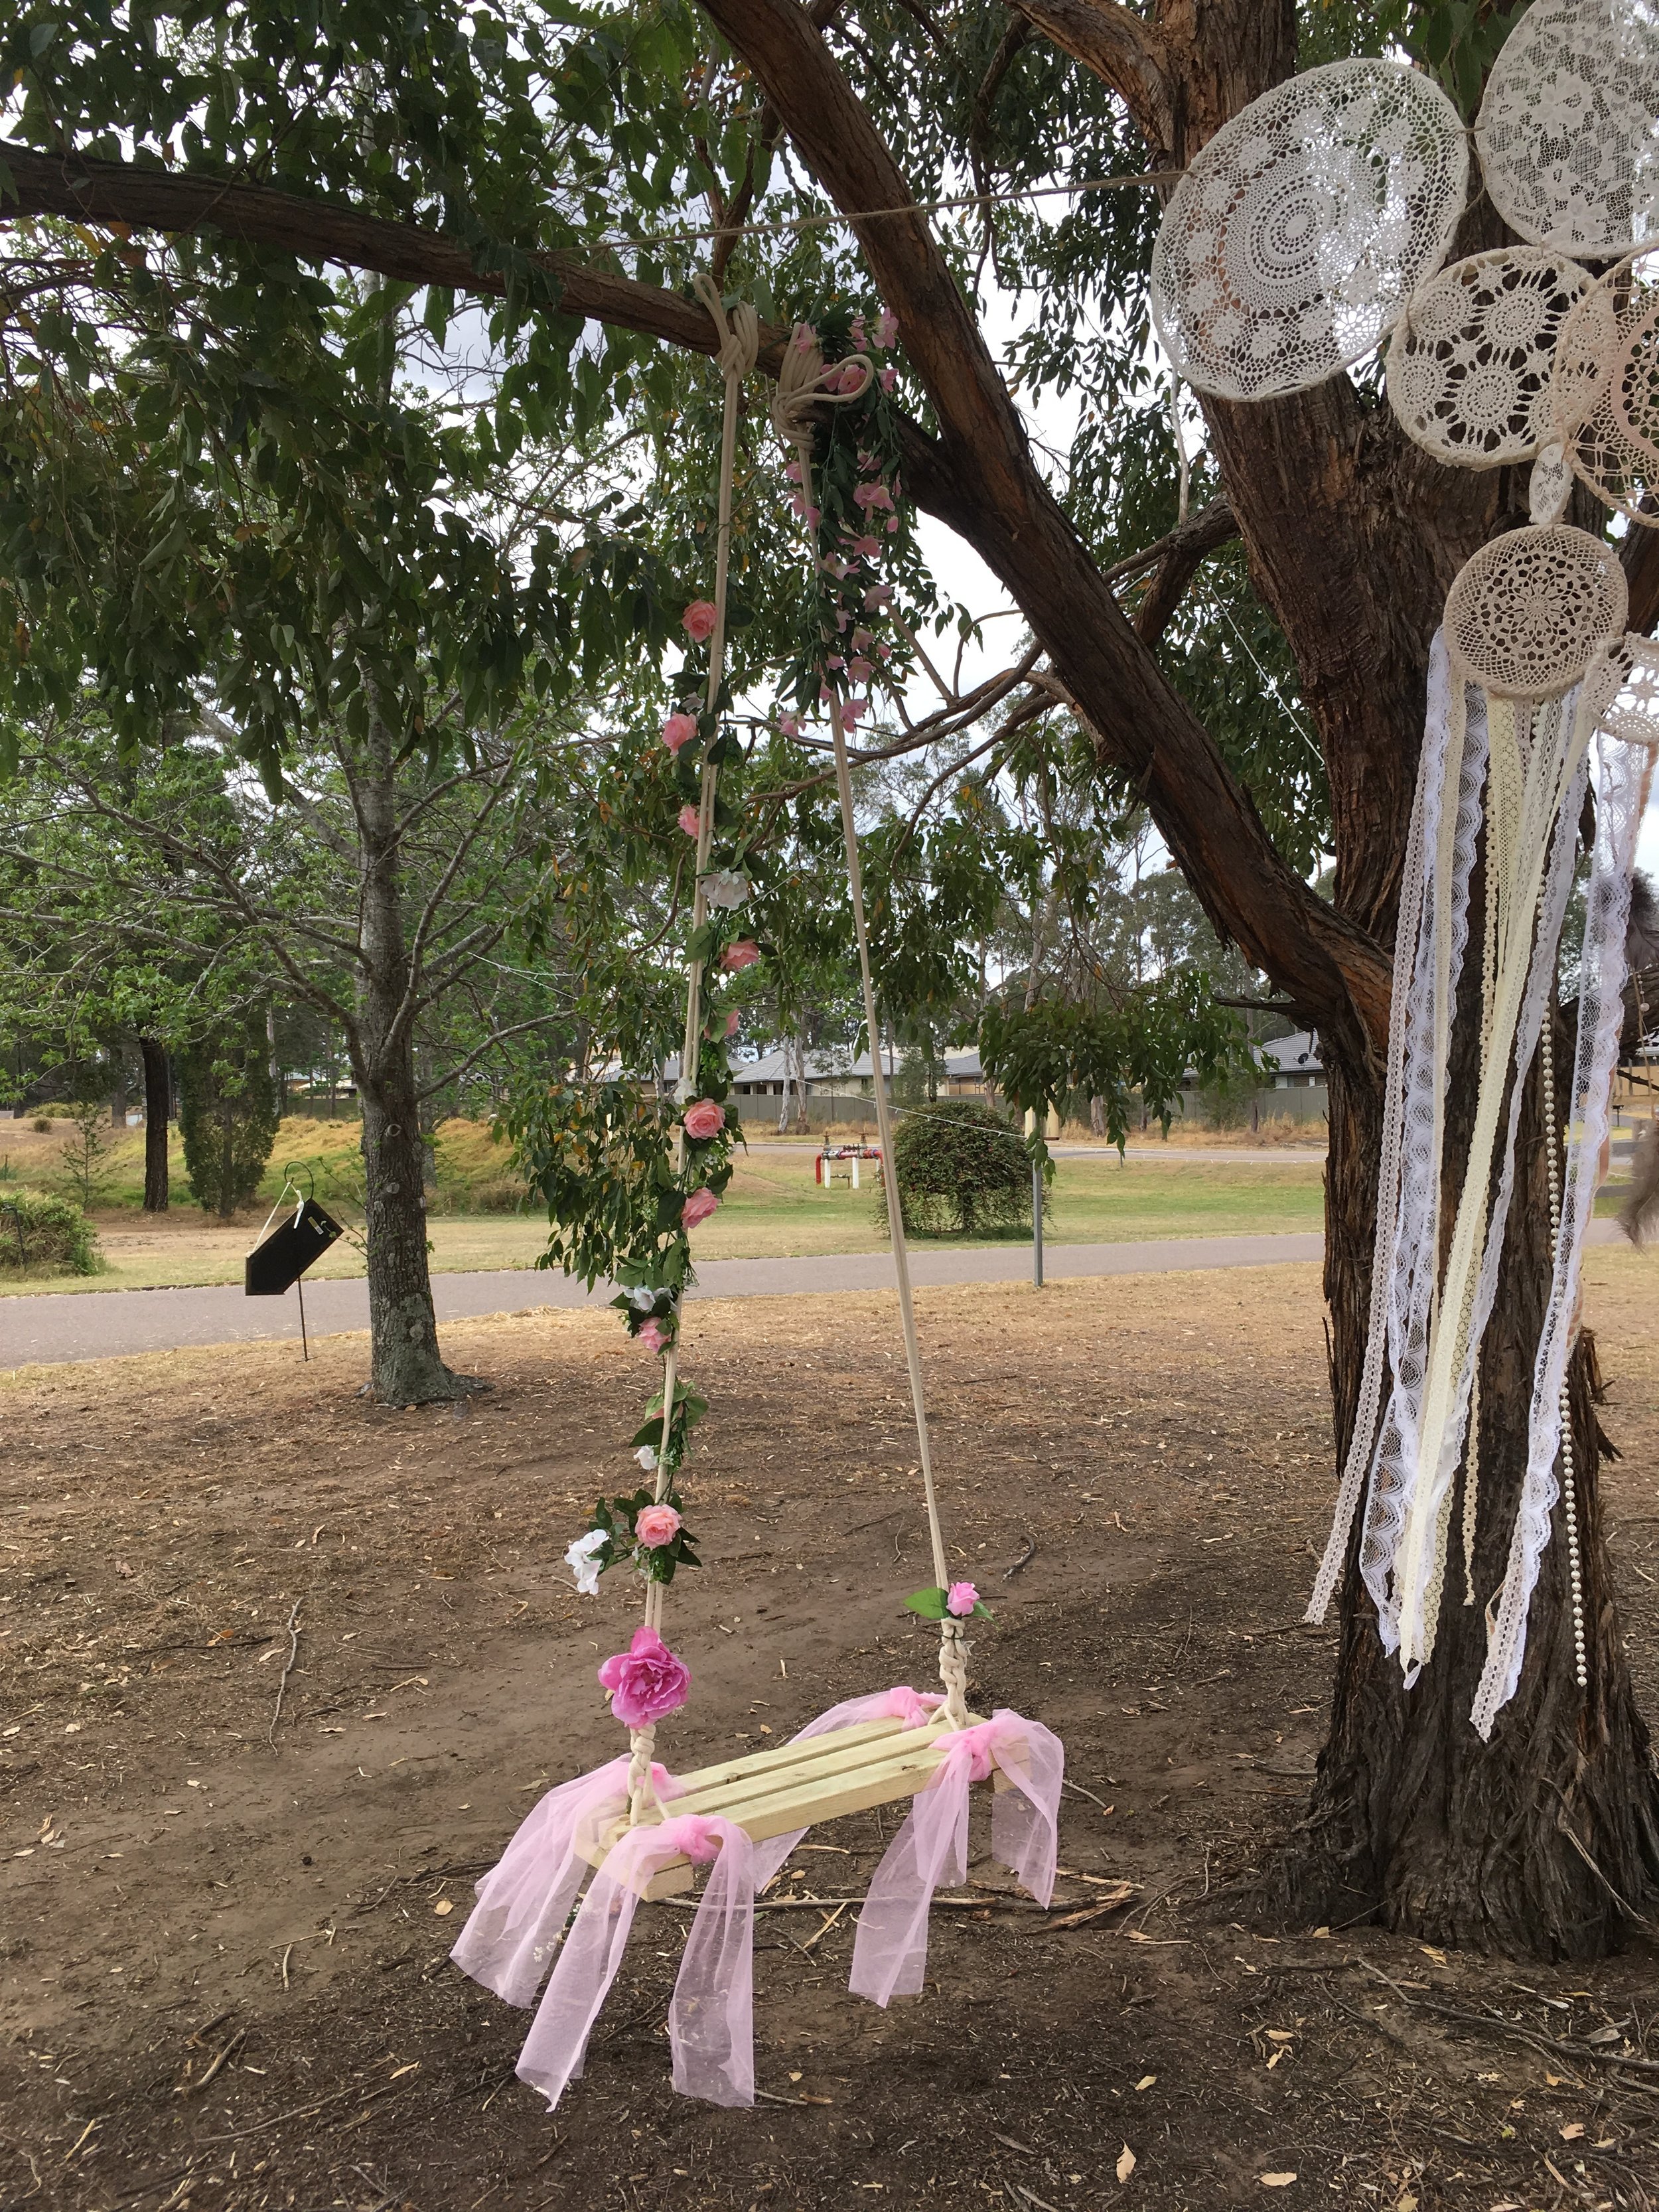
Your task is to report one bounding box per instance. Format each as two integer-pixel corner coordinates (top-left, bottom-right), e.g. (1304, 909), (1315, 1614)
(634, 1503), (682, 1549)
(638, 1317), (672, 1355)
(854, 481), (895, 513)
(946, 1580), (979, 1618)
(682, 600), (718, 643)
(598, 1625), (691, 1728)
(682, 1098), (725, 1142)
(681, 1187), (721, 1228)
(678, 802), (700, 836)
(721, 939), (760, 972)
(662, 712), (697, 755)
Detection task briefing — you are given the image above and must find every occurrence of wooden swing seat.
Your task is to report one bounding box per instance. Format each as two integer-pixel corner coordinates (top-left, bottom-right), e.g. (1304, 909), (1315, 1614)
(583, 1706), (1007, 1899)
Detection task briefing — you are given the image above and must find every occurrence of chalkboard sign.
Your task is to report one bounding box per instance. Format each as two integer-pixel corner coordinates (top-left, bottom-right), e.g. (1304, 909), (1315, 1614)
(245, 1197), (343, 1296)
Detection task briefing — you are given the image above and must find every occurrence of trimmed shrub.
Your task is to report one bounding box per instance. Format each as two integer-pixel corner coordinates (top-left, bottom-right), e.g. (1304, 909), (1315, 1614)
(873, 1098), (1047, 1238)
(0, 1189), (103, 1276)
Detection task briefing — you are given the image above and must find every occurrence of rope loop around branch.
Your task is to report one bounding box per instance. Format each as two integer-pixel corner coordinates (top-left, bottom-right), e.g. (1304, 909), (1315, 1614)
(692, 270), (760, 383)
(770, 325), (875, 459)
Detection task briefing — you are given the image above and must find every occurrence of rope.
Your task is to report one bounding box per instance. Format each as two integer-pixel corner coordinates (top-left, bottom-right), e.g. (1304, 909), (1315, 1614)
(628, 275), (759, 1825)
(773, 331), (967, 1730)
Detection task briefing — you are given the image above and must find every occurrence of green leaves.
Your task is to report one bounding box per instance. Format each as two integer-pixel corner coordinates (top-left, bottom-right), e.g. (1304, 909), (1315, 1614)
(978, 978), (1265, 1155)
(906, 1585), (991, 1622)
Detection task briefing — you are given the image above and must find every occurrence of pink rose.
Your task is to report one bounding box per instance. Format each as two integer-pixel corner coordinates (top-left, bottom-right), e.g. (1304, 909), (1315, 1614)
(721, 939), (760, 972)
(682, 600), (718, 643)
(662, 712), (697, 755)
(598, 1625), (691, 1728)
(946, 1581), (979, 1617)
(678, 802), (700, 836)
(681, 1187), (721, 1228)
(638, 1318), (672, 1355)
(682, 1098), (725, 1142)
(792, 323), (818, 353)
(634, 1503), (682, 1549)
(875, 307), (898, 349)
(835, 360), (867, 396)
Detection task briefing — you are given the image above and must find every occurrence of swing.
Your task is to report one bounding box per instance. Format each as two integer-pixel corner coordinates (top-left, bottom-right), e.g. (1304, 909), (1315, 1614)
(451, 279), (1061, 2110)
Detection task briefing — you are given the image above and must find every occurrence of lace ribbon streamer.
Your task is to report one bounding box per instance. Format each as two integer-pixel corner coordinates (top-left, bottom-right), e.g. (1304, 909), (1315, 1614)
(1473, 723), (1648, 1734)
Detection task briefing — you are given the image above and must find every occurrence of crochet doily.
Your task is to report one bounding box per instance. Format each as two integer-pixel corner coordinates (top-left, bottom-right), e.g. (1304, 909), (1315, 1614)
(1151, 58), (1469, 401)
(1549, 248), (1659, 522)
(1386, 249), (1593, 467)
(1593, 632), (1659, 745)
(1475, 0), (1659, 256)
(1443, 525), (1629, 697)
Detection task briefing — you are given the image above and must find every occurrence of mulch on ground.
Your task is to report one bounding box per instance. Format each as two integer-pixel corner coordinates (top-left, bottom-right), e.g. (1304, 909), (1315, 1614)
(3, 1256), (1657, 2211)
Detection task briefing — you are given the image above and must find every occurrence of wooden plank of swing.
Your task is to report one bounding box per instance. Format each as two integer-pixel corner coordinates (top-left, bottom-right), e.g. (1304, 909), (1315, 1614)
(665, 1715), (910, 1797)
(667, 1713), (955, 1817)
(591, 1709), (1000, 1891)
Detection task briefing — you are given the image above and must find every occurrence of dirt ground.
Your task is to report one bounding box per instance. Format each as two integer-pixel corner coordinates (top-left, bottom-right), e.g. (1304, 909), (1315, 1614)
(3, 1256), (1657, 2212)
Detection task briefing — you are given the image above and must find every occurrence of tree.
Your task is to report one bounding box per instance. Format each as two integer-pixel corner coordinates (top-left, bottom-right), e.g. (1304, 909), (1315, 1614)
(5, 0), (1652, 1953)
(176, 1011), (280, 1218)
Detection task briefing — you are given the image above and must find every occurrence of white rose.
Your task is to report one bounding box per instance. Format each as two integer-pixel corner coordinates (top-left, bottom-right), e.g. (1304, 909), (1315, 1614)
(702, 869), (750, 910)
(634, 1445), (658, 1472)
(564, 1528), (608, 1597)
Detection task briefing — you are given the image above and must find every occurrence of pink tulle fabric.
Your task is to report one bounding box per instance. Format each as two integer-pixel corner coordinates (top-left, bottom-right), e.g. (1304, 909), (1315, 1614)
(849, 1710), (1063, 2008)
(516, 1813), (756, 2111)
(750, 1685), (944, 1889)
(449, 1756), (678, 2007)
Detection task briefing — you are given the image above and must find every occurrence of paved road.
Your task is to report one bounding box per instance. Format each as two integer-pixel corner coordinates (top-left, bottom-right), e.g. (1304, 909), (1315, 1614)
(2, 1220), (1628, 1370)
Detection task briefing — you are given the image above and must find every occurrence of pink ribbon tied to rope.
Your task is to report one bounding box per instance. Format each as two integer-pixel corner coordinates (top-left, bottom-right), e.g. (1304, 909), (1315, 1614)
(449, 1755), (679, 2009)
(849, 1709), (1063, 2008)
(516, 1813), (757, 2112)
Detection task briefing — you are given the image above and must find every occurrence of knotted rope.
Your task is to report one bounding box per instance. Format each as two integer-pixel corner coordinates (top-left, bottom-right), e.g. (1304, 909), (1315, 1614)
(772, 327), (967, 1730)
(629, 277), (760, 1826)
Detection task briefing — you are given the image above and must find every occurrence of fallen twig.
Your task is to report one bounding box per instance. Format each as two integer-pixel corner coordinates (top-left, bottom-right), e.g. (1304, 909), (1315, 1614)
(267, 1599), (303, 1750)
(1060, 1777), (1113, 1810)
(1003, 1534), (1037, 1580)
(1356, 1959), (1659, 2087)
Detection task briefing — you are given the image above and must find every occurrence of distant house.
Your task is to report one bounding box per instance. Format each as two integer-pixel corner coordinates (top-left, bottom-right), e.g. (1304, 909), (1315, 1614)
(725, 1047), (989, 1101)
(1259, 1030), (1323, 1089)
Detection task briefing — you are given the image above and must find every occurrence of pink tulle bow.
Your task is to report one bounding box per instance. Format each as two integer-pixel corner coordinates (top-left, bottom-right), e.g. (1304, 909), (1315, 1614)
(849, 1709), (1063, 2008)
(516, 1814), (757, 2112)
(449, 1756), (679, 2008)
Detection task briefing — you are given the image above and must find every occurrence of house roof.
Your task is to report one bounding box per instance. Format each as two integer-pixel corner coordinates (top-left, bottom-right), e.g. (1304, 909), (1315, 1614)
(1258, 1029), (1322, 1074)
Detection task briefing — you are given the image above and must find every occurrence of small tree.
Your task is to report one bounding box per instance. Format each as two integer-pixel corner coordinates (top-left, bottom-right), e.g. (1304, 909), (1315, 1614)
(57, 1100), (110, 1210)
(177, 1015), (279, 1219)
(874, 1099), (1043, 1238)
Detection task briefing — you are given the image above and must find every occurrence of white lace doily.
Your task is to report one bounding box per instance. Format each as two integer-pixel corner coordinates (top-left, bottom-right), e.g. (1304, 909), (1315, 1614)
(1475, 0), (1659, 256)
(1386, 249), (1593, 467)
(1592, 631), (1659, 743)
(1549, 247), (1659, 521)
(1443, 525), (1629, 697)
(1151, 58), (1469, 401)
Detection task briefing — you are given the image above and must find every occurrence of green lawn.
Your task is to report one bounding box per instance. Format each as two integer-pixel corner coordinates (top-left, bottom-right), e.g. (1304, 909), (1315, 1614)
(0, 1146), (1329, 1294)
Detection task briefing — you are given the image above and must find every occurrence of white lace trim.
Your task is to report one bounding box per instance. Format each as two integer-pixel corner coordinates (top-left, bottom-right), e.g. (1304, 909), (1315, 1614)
(1471, 719), (1647, 1735)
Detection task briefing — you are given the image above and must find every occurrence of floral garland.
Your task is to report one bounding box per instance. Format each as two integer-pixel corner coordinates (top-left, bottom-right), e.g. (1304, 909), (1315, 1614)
(568, 304), (932, 1730)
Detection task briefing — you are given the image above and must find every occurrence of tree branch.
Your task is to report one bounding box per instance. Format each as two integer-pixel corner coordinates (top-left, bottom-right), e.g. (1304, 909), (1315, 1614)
(700, 0), (1387, 1056)
(1005, 0), (1176, 162)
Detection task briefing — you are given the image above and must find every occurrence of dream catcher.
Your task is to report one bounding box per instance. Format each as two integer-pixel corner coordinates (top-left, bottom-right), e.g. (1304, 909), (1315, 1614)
(1154, 1), (1659, 1736)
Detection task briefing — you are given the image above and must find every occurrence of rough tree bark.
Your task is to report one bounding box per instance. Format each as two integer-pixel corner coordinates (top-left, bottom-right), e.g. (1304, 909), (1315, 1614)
(138, 1035), (169, 1212)
(346, 701), (475, 1406)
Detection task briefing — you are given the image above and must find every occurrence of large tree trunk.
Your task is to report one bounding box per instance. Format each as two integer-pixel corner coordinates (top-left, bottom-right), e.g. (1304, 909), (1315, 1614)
(350, 705), (473, 1406)
(1001, 0), (1659, 1953)
(138, 1035), (169, 1212)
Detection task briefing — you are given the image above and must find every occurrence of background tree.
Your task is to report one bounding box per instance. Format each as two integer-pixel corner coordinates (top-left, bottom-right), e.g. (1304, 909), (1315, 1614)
(176, 1011), (279, 1219)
